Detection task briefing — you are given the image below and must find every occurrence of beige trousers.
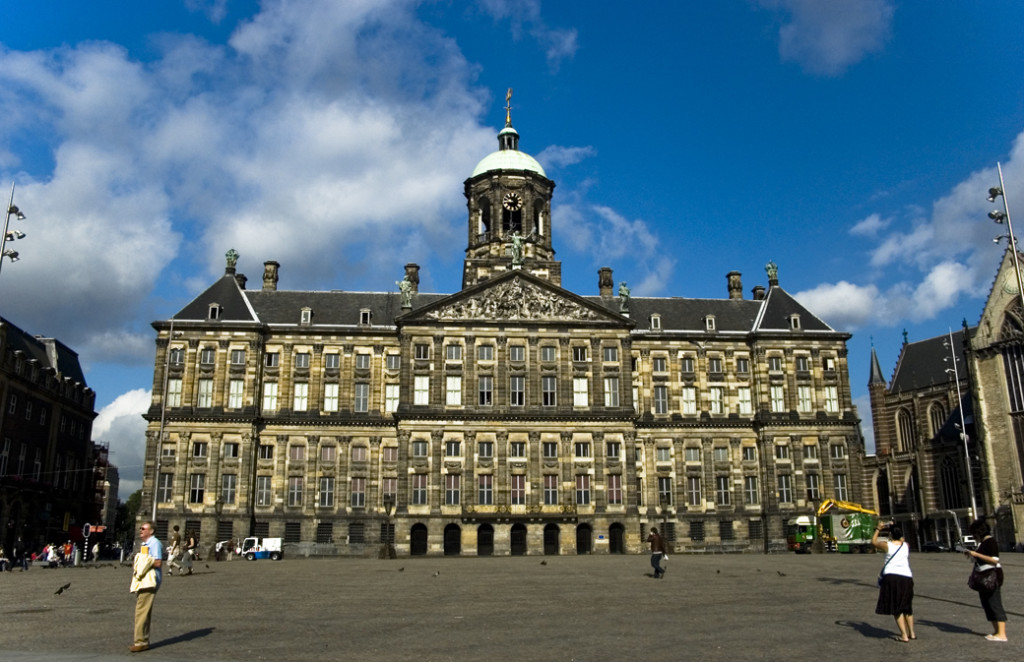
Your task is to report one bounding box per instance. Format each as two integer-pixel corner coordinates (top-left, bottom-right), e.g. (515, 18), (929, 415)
(133, 588), (157, 645)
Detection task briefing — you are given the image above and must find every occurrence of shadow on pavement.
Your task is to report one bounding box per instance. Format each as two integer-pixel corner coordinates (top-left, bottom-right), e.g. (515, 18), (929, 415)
(153, 627), (215, 650)
(834, 620), (894, 640)
(915, 619), (977, 636)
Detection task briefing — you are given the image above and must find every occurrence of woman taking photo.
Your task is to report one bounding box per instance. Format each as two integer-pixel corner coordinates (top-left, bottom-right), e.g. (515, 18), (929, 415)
(965, 519), (1007, 642)
(872, 520), (916, 642)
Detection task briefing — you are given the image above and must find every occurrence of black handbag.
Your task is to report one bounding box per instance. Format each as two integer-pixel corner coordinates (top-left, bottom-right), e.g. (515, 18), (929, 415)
(968, 565), (1000, 592)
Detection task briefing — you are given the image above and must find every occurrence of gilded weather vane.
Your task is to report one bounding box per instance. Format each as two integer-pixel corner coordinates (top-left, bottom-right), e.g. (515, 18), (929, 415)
(505, 87), (513, 126)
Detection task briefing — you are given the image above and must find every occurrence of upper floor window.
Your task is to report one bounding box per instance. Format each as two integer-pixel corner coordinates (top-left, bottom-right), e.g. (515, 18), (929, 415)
(200, 348), (216, 364)
(478, 345), (494, 361)
(540, 346), (556, 362)
(736, 357), (750, 374)
(325, 354), (341, 369)
(795, 355), (809, 372)
(301, 308), (312, 325)
(359, 309), (371, 325)
(414, 343), (430, 360)
(385, 354), (400, 370)
(652, 356), (668, 372)
(603, 346), (618, 362)
(230, 349), (246, 365)
(355, 353), (371, 370)
(169, 347), (185, 365)
(768, 356), (783, 371)
(295, 353), (311, 369)
(265, 352), (280, 368)
(446, 344), (462, 361)
(509, 345), (525, 362)
(823, 356), (837, 372)
(572, 346), (588, 362)
(708, 357), (723, 374)
(650, 314), (661, 330)
(208, 304), (222, 320)
(680, 356), (695, 373)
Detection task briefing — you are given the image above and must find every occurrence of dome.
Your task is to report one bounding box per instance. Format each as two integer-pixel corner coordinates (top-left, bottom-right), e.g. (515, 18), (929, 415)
(471, 149), (547, 178)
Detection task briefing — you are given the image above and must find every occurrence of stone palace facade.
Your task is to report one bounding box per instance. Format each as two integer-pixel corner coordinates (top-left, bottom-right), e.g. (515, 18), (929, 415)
(141, 101), (864, 556)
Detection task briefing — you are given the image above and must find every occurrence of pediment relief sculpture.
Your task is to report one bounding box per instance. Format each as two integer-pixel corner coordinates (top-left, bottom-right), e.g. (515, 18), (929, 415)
(424, 276), (602, 322)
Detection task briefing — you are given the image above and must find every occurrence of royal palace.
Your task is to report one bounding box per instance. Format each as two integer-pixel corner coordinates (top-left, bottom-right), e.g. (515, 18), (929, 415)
(141, 100), (865, 556)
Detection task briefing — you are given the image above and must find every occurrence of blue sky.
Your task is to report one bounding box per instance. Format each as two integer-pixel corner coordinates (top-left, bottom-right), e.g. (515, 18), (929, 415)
(2, 1), (1024, 494)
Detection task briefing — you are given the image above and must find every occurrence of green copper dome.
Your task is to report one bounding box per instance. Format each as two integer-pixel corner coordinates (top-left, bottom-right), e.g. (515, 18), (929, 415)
(470, 125), (547, 178)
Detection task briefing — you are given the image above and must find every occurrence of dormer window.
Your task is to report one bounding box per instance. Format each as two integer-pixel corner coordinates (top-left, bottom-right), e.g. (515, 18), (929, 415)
(789, 314), (801, 330)
(208, 304), (222, 320)
(359, 309), (371, 326)
(300, 308), (312, 325)
(704, 315), (716, 331)
(650, 314), (661, 330)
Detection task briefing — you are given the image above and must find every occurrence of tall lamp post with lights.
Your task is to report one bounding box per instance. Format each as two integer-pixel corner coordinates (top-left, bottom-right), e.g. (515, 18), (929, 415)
(989, 162), (1024, 307)
(944, 329), (978, 522)
(2, 182), (27, 275)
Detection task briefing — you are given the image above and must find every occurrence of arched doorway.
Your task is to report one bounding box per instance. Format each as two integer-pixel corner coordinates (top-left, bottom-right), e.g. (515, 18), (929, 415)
(410, 524), (428, 556)
(576, 524), (592, 554)
(477, 524), (494, 556)
(510, 523), (527, 556)
(543, 523), (560, 555)
(608, 523), (625, 554)
(444, 524), (461, 556)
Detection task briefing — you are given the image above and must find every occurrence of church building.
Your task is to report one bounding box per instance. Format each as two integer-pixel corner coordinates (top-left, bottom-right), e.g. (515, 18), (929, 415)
(141, 96), (864, 556)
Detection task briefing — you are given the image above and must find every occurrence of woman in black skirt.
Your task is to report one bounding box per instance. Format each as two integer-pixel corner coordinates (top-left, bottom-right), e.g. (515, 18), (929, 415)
(872, 520), (916, 642)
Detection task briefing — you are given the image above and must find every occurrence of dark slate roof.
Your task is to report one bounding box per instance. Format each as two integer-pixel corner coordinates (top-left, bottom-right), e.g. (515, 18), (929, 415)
(587, 296), (761, 332)
(754, 287), (835, 332)
(889, 328), (971, 394)
(1, 316), (88, 384)
(869, 346), (886, 386)
(248, 290), (447, 326)
(169, 270), (839, 336)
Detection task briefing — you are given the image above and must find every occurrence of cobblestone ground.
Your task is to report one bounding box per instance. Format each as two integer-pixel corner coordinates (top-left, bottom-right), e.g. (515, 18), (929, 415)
(0, 551), (1020, 661)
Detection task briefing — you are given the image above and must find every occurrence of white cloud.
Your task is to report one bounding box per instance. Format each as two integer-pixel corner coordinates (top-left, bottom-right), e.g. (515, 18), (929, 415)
(536, 144), (596, 169)
(93, 389), (151, 497)
(761, 0), (894, 76)
(793, 280), (881, 330)
(849, 212), (889, 237)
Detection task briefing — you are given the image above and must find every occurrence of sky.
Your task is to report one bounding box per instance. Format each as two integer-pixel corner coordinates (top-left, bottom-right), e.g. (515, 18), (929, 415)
(2, 0), (1024, 496)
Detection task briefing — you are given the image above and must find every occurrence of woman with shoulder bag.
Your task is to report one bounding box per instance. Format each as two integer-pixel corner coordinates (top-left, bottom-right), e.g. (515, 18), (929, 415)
(965, 518), (1007, 642)
(872, 520), (916, 642)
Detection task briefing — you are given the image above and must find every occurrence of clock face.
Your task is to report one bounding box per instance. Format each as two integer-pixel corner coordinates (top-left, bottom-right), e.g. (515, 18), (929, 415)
(1003, 274), (1020, 295)
(502, 192), (523, 211)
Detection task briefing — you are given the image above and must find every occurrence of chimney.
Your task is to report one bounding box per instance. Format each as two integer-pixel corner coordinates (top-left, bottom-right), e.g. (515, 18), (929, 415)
(598, 267), (614, 296)
(235, 274), (247, 289)
(727, 271), (743, 300)
(752, 285), (766, 301)
(404, 263), (420, 294)
(263, 261), (280, 292)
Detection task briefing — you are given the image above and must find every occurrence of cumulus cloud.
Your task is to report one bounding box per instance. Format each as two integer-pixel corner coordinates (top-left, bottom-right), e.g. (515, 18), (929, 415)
(849, 212), (889, 237)
(761, 0), (894, 76)
(93, 389), (152, 496)
(793, 280), (881, 330)
(537, 144), (596, 169)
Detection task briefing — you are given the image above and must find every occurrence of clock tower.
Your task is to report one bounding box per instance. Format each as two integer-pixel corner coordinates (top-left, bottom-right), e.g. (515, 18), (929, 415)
(462, 89), (559, 288)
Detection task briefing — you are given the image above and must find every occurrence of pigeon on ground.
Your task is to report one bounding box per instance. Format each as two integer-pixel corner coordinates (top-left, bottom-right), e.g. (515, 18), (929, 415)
(777, 571), (786, 577)
(540, 561), (547, 565)
(398, 567), (405, 572)
(55, 582), (71, 595)
(433, 571), (440, 577)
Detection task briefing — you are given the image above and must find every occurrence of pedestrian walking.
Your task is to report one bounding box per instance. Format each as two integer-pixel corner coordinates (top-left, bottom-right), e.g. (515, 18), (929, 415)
(646, 527), (668, 579)
(14, 536), (28, 571)
(872, 520), (916, 642)
(130, 521), (163, 653)
(965, 518), (1007, 642)
(167, 525), (182, 575)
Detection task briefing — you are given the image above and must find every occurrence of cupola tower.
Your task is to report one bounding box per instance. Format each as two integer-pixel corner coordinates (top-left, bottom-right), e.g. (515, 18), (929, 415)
(462, 89), (559, 288)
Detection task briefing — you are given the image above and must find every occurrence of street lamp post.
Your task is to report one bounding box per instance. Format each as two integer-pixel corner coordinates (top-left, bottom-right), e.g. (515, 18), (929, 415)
(944, 329), (978, 522)
(2, 182), (27, 276)
(989, 162), (1024, 307)
(380, 494), (396, 559)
